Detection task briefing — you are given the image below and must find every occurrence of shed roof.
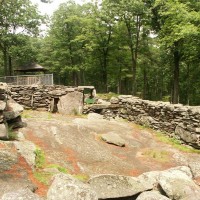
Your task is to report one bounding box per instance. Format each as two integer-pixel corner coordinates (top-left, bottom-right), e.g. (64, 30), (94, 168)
(15, 63), (48, 72)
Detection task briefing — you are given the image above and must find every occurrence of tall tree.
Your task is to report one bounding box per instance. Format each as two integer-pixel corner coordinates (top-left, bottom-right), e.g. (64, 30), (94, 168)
(106, 0), (149, 95)
(0, 0), (42, 75)
(47, 1), (90, 86)
(153, 0), (200, 103)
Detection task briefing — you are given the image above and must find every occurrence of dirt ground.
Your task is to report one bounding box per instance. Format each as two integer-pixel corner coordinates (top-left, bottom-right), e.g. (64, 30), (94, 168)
(1, 110), (200, 198)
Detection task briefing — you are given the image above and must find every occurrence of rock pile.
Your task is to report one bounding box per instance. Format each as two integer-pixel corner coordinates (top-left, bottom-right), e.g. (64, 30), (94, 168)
(0, 83), (25, 140)
(3, 166), (198, 200)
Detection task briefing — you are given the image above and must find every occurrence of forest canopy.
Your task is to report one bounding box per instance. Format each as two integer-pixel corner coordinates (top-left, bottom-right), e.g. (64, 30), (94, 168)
(0, 0), (200, 105)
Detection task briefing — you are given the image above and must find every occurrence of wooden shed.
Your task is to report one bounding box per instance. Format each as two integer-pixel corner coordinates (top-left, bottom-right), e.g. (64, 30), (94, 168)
(15, 62), (48, 74)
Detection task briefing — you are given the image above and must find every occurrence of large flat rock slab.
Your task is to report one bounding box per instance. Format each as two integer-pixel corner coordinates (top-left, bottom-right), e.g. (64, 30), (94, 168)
(88, 174), (146, 199)
(101, 132), (126, 147)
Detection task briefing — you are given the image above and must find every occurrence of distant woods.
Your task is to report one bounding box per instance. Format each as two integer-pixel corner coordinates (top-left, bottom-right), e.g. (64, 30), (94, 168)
(0, 0), (200, 105)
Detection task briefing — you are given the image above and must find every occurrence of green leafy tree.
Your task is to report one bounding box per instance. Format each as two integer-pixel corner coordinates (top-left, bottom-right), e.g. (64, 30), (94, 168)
(105, 0), (149, 95)
(153, 0), (200, 103)
(0, 0), (43, 75)
(46, 1), (91, 86)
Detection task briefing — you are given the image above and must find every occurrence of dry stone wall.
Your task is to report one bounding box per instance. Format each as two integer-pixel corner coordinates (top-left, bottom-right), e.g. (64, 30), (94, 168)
(0, 83), (25, 140)
(9, 85), (84, 114)
(115, 96), (200, 148)
(86, 96), (200, 148)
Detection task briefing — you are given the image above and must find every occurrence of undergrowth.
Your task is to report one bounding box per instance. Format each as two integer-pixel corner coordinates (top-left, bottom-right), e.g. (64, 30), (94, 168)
(33, 147), (89, 185)
(2, 127), (18, 141)
(33, 171), (53, 185)
(34, 148), (45, 169)
(73, 174), (89, 182)
(46, 164), (68, 173)
(142, 149), (170, 162)
(136, 124), (200, 154)
(155, 131), (200, 153)
(97, 93), (119, 100)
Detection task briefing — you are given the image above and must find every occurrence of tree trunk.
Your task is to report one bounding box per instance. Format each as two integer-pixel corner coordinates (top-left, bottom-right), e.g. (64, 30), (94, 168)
(186, 64), (190, 105)
(117, 60), (122, 94)
(3, 48), (8, 76)
(172, 42), (180, 104)
(8, 55), (12, 76)
(102, 56), (108, 92)
(124, 15), (141, 96)
(72, 71), (78, 86)
(143, 67), (147, 99)
(130, 47), (137, 95)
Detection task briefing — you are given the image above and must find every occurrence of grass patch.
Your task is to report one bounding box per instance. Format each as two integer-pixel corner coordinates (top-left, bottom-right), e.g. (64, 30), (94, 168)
(7, 127), (18, 140)
(2, 127), (18, 141)
(46, 164), (68, 173)
(134, 124), (200, 154)
(21, 110), (33, 118)
(97, 93), (119, 100)
(73, 174), (89, 182)
(155, 131), (200, 153)
(142, 149), (169, 162)
(34, 148), (45, 169)
(47, 112), (52, 119)
(72, 108), (80, 116)
(33, 171), (53, 185)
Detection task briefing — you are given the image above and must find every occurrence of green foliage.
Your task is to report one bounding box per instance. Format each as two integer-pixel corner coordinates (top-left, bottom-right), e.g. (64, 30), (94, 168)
(155, 131), (200, 153)
(34, 148), (45, 169)
(33, 171), (53, 185)
(97, 93), (119, 100)
(142, 149), (169, 162)
(21, 111), (32, 119)
(85, 98), (95, 104)
(46, 164), (68, 173)
(0, 0), (43, 76)
(1, 0), (199, 105)
(7, 128), (18, 141)
(72, 108), (79, 116)
(73, 174), (89, 182)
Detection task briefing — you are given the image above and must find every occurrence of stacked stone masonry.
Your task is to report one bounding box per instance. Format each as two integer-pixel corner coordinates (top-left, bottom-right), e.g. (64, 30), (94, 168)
(9, 85), (83, 112)
(114, 96), (200, 148)
(0, 83), (25, 139)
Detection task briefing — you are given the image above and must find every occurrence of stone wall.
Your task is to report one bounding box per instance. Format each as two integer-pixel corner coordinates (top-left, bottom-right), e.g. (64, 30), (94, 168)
(113, 96), (200, 148)
(84, 95), (200, 148)
(9, 85), (84, 114)
(0, 83), (25, 139)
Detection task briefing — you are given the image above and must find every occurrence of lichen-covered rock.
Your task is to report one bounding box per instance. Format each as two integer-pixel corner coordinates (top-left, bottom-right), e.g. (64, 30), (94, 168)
(110, 97), (119, 104)
(175, 124), (198, 145)
(0, 124), (8, 140)
(0, 101), (6, 111)
(0, 82), (8, 93)
(88, 174), (146, 199)
(137, 171), (160, 190)
(0, 148), (18, 172)
(101, 132), (126, 147)
(1, 188), (41, 200)
(3, 101), (23, 120)
(158, 166), (200, 200)
(14, 140), (36, 168)
(57, 91), (83, 115)
(47, 173), (98, 200)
